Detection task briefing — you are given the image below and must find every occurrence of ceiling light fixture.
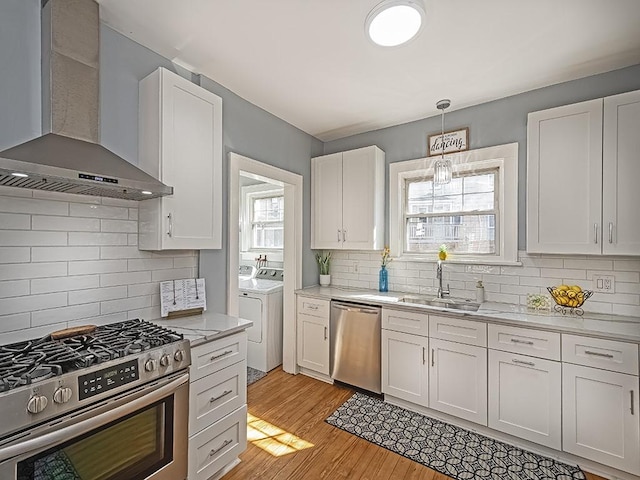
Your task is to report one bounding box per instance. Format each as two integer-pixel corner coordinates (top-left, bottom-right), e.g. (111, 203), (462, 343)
(365, 0), (425, 47)
(434, 99), (452, 185)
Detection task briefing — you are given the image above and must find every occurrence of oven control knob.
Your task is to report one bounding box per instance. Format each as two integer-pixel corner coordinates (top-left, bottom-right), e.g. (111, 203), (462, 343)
(27, 394), (48, 414)
(144, 359), (158, 372)
(159, 354), (171, 367)
(174, 350), (185, 363)
(53, 387), (73, 404)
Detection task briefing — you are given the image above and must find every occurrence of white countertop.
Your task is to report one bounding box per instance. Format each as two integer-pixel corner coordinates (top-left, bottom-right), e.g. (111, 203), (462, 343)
(153, 312), (252, 347)
(297, 286), (640, 343)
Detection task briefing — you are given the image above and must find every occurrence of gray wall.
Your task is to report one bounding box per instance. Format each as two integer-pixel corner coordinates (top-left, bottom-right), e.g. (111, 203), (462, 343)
(323, 64), (640, 249)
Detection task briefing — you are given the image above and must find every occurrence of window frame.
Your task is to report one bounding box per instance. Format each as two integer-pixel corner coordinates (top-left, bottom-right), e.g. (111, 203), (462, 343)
(241, 184), (285, 258)
(389, 143), (519, 265)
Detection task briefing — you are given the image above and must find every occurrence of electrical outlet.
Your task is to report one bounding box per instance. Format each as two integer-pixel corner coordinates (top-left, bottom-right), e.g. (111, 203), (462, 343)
(592, 274), (615, 293)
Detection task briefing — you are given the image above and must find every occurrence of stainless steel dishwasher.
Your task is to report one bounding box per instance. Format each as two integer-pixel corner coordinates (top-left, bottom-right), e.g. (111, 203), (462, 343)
(330, 301), (381, 394)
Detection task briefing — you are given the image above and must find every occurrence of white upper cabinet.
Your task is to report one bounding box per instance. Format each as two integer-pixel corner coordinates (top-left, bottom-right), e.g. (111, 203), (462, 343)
(602, 90), (640, 255)
(527, 89), (640, 255)
(138, 67), (222, 250)
(311, 146), (385, 250)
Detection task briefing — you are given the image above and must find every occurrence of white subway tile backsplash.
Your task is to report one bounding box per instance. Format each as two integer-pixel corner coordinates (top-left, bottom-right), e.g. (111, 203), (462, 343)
(0, 313), (31, 333)
(69, 286), (128, 305)
(101, 197), (138, 208)
(101, 246), (153, 259)
(0, 262), (67, 281)
(101, 271), (152, 287)
(540, 268), (587, 280)
(69, 232), (128, 246)
(563, 259), (613, 271)
(128, 234), (138, 246)
(0, 280), (29, 299)
(31, 303), (101, 327)
(69, 260), (127, 275)
(151, 268), (196, 282)
(68, 313), (128, 328)
(0, 292), (67, 316)
(0, 247), (30, 263)
(127, 306), (161, 321)
(0, 230), (67, 246)
(0, 186), (33, 198)
(128, 283), (159, 298)
(32, 215), (100, 232)
(614, 260), (640, 271)
(31, 275), (99, 294)
(128, 208), (138, 221)
(0, 196), (68, 215)
(100, 219), (138, 233)
(32, 246), (99, 262)
(32, 190), (101, 204)
(69, 203), (128, 220)
(0, 322), (69, 344)
(101, 296), (152, 315)
(0, 213), (30, 230)
(612, 304), (640, 317)
(173, 256), (197, 268)
(128, 258), (173, 272)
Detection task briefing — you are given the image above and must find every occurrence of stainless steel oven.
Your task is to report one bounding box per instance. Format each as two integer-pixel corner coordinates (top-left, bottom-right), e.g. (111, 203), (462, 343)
(0, 319), (191, 480)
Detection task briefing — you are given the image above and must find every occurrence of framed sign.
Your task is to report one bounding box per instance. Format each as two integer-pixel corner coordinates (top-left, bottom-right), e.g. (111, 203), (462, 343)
(427, 127), (469, 156)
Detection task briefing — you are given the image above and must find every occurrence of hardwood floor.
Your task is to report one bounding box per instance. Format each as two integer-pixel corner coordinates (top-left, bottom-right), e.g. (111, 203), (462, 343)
(223, 368), (605, 480)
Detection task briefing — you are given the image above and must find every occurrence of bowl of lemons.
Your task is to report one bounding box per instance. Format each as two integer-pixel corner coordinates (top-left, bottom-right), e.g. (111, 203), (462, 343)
(546, 285), (593, 316)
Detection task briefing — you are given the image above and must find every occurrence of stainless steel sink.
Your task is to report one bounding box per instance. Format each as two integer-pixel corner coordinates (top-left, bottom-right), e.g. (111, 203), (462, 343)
(399, 295), (481, 312)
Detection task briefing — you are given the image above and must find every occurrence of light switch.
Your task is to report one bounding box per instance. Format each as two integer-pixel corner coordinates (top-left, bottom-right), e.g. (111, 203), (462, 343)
(592, 274), (615, 293)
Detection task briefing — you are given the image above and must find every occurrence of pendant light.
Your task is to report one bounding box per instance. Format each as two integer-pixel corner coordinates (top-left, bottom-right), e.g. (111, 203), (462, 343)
(434, 99), (452, 185)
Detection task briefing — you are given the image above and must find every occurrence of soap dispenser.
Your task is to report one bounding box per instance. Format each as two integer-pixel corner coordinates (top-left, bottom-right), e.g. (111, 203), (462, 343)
(476, 280), (485, 303)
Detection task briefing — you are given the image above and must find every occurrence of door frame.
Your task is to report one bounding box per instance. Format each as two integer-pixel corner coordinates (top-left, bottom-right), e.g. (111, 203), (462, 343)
(228, 152), (302, 374)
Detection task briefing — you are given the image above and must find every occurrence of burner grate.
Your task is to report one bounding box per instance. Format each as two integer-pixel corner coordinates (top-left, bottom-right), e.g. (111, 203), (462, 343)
(0, 319), (183, 392)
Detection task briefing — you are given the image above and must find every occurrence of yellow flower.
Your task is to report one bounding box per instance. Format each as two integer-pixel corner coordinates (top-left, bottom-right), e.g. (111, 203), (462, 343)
(381, 246), (392, 267)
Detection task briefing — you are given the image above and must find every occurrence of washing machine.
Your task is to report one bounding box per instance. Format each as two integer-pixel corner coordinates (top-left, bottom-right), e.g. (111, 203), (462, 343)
(238, 266), (283, 372)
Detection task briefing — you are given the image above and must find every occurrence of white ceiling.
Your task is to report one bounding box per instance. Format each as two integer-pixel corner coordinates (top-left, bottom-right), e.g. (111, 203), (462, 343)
(97, 0), (640, 142)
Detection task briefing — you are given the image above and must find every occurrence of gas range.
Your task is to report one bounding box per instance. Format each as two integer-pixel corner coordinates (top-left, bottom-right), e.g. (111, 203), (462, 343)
(0, 319), (191, 441)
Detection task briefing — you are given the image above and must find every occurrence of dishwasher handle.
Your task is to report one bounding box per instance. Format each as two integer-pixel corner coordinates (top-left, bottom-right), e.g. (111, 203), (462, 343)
(332, 303), (380, 315)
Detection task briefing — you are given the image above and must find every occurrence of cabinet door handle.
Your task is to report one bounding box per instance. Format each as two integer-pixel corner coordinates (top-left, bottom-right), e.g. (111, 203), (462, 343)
(512, 359), (535, 367)
(324, 326), (327, 340)
(431, 348), (435, 367)
(609, 222), (614, 244)
(422, 347), (426, 365)
(342, 229), (347, 242)
(167, 213), (173, 237)
(632, 390), (635, 416)
(584, 350), (614, 359)
(210, 350), (233, 361)
(337, 229), (341, 242)
(210, 439), (233, 456)
(594, 223), (598, 244)
(210, 390), (233, 403)
(510, 338), (534, 346)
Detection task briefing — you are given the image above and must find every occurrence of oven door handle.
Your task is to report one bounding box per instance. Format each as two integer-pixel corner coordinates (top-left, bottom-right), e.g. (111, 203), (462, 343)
(0, 372), (189, 463)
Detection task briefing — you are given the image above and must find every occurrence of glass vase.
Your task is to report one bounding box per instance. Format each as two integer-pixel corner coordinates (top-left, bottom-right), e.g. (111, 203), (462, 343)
(379, 266), (388, 292)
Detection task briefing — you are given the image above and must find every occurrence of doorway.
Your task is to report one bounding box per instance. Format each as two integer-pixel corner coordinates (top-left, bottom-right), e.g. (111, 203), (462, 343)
(228, 153), (302, 374)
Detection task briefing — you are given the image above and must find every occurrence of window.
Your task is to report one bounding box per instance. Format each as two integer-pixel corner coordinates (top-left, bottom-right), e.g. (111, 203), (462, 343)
(390, 143), (518, 264)
(241, 184), (284, 256)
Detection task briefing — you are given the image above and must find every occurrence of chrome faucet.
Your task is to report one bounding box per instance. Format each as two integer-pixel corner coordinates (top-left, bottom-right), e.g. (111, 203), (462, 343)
(436, 260), (450, 298)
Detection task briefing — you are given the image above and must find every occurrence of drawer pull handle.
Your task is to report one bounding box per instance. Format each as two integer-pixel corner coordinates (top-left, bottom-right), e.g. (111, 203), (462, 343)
(306, 304), (318, 310)
(211, 350), (233, 361)
(210, 439), (233, 456)
(324, 327), (328, 340)
(210, 390), (233, 403)
(632, 391), (635, 416)
(422, 347), (426, 365)
(584, 350), (614, 359)
(510, 338), (534, 346)
(512, 359), (535, 367)
(337, 229), (341, 242)
(594, 223), (598, 244)
(431, 348), (435, 367)
(609, 222), (614, 244)
(167, 213), (173, 237)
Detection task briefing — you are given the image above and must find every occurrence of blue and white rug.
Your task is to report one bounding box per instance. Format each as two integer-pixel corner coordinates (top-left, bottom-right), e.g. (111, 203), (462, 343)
(247, 367), (267, 386)
(326, 392), (585, 480)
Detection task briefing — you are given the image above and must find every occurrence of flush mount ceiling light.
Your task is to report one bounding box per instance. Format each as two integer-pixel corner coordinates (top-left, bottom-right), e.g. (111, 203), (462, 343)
(366, 0), (426, 47)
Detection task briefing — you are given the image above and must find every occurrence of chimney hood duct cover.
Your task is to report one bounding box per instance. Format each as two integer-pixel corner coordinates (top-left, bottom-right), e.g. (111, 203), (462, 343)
(0, 0), (172, 201)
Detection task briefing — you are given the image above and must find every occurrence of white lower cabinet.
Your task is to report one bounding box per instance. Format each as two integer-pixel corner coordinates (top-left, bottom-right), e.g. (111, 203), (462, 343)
(382, 329), (428, 406)
(429, 338), (487, 425)
(562, 363), (640, 475)
(296, 296), (330, 376)
(188, 332), (248, 480)
(488, 349), (561, 449)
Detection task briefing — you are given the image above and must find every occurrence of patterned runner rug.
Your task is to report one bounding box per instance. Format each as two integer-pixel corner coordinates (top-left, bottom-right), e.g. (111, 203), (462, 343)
(326, 392), (585, 480)
(247, 367), (267, 386)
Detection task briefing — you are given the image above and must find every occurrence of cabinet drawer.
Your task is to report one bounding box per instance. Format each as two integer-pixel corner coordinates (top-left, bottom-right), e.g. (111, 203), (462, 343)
(191, 332), (247, 381)
(488, 324), (560, 360)
(188, 405), (247, 480)
(382, 308), (429, 336)
(189, 361), (247, 435)
(429, 315), (486, 347)
(297, 296), (329, 319)
(562, 334), (638, 375)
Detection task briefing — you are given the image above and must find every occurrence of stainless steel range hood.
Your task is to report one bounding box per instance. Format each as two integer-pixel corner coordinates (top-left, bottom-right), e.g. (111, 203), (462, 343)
(0, 0), (172, 201)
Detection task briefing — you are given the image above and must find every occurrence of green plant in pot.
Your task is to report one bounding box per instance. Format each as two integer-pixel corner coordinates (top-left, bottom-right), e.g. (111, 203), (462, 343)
(315, 251), (331, 287)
